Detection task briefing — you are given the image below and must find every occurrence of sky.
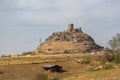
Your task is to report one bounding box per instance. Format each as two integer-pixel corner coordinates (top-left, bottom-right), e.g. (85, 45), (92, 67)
(0, 0), (120, 55)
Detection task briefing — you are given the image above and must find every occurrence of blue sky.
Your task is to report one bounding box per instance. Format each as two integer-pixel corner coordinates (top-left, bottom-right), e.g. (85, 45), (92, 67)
(0, 0), (120, 55)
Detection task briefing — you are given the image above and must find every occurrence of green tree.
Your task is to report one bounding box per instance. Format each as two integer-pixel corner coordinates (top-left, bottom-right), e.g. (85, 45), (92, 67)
(108, 33), (120, 51)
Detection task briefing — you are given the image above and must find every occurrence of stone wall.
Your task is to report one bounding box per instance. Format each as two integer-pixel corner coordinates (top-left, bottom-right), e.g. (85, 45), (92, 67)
(74, 27), (82, 32)
(52, 32), (62, 36)
(67, 23), (82, 32)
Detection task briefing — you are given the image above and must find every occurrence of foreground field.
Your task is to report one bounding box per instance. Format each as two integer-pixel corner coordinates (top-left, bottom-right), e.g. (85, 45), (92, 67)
(0, 60), (85, 80)
(0, 54), (84, 65)
(64, 68), (120, 80)
(0, 53), (120, 80)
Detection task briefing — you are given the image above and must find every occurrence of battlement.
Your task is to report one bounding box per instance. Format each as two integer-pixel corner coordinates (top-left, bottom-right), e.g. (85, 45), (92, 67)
(67, 23), (82, 32)
(52, 23), (82, 36)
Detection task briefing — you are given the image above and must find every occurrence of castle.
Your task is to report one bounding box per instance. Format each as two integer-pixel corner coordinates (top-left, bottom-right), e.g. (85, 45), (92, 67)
(67, 23), (82, 32)
(52, 23), (82, 36)
(35, 23), (103, 54)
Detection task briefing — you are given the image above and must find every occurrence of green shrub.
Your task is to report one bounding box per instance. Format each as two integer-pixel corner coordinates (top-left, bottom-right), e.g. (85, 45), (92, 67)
(81, 55), (92, 64)
(52, 77), (59, 80)
(35, 73), (48, 80)
(22, 51), (33, 55)
(103, 64), (114, 70)
(100, 53), (116, 65)
(86, 66), (95, 71)
(100, 55), (107, 65)
(99, 52), (120, 64)
(114, 53), (120, 64)
(106, 54), (114, 62)
(1, 54), (5, 57)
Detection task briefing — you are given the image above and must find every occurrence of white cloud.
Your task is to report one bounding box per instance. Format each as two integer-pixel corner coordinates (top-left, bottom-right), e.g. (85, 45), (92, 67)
(0, 0), (119, 29)
(0, 0), (119, 28)
(0, 0), (120, 37)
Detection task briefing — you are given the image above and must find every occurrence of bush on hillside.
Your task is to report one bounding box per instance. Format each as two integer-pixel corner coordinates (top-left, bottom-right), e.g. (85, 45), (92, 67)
(52, 77), (59, 80)
(81, 55), (92, 64)
(22, 51), (33, 55)
(114, 52), (120, 64)
(35, 73), (48, 80)
(103, 64), (114, 70)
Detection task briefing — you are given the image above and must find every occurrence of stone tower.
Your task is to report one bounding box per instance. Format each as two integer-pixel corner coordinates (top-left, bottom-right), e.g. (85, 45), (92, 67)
(68, 23), (74, 32)
(78, 27), (82, 32)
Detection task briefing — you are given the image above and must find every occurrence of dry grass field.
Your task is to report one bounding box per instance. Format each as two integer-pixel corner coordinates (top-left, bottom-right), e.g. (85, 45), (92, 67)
(0, 53), (120, 80)
(64, 68), (120, 80)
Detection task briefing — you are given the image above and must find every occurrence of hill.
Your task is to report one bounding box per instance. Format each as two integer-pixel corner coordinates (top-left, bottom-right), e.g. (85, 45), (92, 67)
(35, 24), (103, 54)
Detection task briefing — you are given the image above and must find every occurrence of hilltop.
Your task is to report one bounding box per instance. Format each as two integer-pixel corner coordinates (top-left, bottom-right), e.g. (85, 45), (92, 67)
(35, 24), (103, 54)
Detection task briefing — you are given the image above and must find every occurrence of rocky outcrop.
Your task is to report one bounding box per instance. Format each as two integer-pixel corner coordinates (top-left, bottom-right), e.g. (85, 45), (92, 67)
(35, 24), (103, 54)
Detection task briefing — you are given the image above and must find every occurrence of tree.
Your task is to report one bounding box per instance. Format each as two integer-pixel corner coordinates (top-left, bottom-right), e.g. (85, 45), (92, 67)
(108, 33), (120, 51)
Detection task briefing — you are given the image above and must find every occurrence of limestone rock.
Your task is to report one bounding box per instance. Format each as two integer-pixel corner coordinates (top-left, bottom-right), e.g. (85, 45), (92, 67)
(35, 23), (103, 54)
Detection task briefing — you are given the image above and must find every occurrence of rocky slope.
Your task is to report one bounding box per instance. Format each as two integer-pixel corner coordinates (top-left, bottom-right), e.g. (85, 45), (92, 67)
(35, 24), (103, 54)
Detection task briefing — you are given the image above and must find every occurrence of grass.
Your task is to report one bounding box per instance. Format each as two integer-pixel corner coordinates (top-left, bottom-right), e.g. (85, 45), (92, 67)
(64, 68), (120, 80)
(0, 60), (82, 80)
(35, 73), (48, 80)
(0, 54), (85, 65)
(0, 71), (4, 74)
(0, 54), (85, 80)
(0, 53), (120, 80)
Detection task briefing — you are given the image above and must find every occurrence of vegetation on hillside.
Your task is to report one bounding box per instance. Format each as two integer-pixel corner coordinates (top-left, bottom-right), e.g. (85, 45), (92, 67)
(108, 33), (120, 51)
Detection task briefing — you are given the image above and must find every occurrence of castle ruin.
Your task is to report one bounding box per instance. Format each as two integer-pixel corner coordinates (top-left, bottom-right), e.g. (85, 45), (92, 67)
(52, 23), (82, 36)
(67, 23), (82, 32)
(35, 23), (103, 54)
